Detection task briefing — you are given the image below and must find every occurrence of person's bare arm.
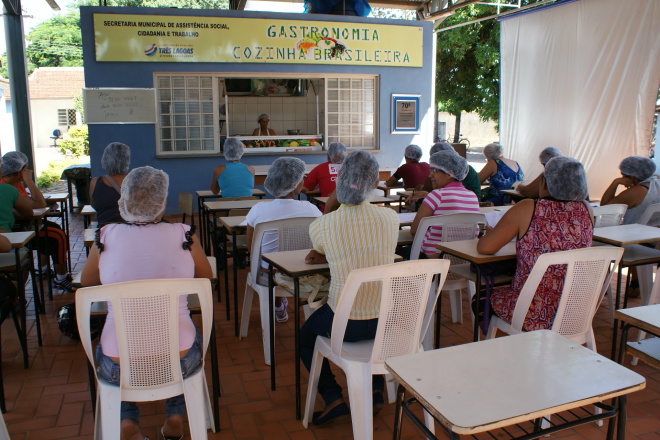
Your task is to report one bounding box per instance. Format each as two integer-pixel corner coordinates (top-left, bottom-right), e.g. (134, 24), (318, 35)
(410, 203), (434, 236)
(191, 234), (214, 279)
(13, 196), (33, 218)
(324, 190), (340, 213)
(81, 245), (102, 286)
(385, 175), (399, 187)
(517, 174), (542, 198)
(0, 235), (11, 253)
(477, 160), (497, 184)
(20, 168), (46, 209)
(477, 199), (535, 254)
(601, 177), (646, 208)
(246, 165), (256, 176)
(89, 176), (98, 206)
(210, 165), (225, 194)
(305, 249), (327, 264)
(252, 128), (260, 136)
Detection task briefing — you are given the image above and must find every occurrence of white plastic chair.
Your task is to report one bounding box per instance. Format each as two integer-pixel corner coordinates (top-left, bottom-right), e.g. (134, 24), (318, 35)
(302, 259), (450, 440)
(76, 278), (214, 440)
(239, 217), (324, 365)
(486, 246), (624, 351)
(634, 203), (660, 307)
(591, 204), (627, 323)
(0, 411), (9, 440)
(410, 213), (485, 325)
(630, 265), (660, 365)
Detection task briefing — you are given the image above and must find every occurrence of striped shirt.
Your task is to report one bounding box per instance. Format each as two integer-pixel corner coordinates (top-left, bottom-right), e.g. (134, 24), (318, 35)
(309, 202), (399, 320)
(421, 181), (480, 254)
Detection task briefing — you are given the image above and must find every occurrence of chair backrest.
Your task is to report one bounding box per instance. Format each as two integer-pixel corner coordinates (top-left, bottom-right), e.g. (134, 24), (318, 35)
(178, 192), (194, 226)
(76, 278), (213, 402)
(592, 204), (627, 227)
(248, 217), (318, 278)
(638, 203), (660, 226)
(510, 247), (623, 344)
(330, 259), (450, 372)
(409, 213), (486, 260)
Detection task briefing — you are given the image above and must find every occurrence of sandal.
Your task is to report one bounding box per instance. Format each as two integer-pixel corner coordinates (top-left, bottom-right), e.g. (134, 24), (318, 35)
(160, 427), (183, 440)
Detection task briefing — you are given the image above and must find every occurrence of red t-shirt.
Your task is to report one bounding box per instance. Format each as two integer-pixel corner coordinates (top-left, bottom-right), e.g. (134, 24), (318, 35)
(303, 161), (341, 197)
(394, 162), (431, 189)
(0, 179), (28, 196)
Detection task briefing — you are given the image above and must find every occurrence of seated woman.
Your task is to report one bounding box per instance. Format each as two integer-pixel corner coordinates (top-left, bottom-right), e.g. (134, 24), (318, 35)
(303, 142), (347, 197)
(410, 151), (480, 258)
(246, 157), (322, 322)
(0, 156), (35, 233)
(601, 156), (659, 224)
(81, 166), (213, 440)
(385, 144), (430, 189)
(0, 151), (73, 292)
(211, 137), (255, 197)
(478, 143), (524, 205)
(89, 142), (131, 225)
(516, 146), (563, 199)
(302, 150), (399, 425)
(408, 142), (481, 203)
(477, 157), (593, 331)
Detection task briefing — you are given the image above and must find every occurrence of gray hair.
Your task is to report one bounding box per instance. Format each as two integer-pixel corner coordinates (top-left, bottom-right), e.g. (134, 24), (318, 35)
(101, 142), (131, 175)
(118, 166), (169, 222)
(1, 151), (28, 175)
(430, 151), (469, 181)
(539, 147), (563, 165)
(264, 157), (306, 197)
(404, 144), (423, 162)
(482, 143), (503, 161)
(257, 113), (269, 122)
(336, 150), (379, 205)
(544, 157), (588, 201)
(620, 156), (656, 181)
(430, 142), (453, 156)
(224, 137), (245, 161)
(327, 142), (347, 164)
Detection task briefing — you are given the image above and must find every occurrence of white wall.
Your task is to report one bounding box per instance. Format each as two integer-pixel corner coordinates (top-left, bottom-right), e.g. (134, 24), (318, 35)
(31, 98), (76, 149)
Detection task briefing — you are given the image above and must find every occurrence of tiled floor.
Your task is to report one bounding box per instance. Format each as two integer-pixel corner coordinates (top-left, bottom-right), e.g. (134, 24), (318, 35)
(3, 207), (660, 440)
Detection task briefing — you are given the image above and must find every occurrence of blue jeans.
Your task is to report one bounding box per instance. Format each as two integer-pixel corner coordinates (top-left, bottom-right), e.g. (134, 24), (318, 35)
(96, 329), (203, 422)
(300, 303), (384, 406)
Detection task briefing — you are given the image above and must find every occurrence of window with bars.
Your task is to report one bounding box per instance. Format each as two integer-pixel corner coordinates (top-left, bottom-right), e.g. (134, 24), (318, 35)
(326, 77), (377, 149)
(58, 109), (77, 127)
(156, 74), (218, 155)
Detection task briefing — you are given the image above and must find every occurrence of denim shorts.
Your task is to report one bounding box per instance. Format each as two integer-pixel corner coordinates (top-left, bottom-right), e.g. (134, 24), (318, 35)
(95, 329), (203, 421)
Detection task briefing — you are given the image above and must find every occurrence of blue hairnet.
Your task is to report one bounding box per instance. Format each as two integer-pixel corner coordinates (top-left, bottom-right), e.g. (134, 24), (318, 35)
(539, 147), (563, 165)
(482, 143), (503, 161)
(430, 142), (453, 156)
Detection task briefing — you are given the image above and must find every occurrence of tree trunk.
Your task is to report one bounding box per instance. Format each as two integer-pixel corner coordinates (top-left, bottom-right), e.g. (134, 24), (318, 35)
(453, 112), (461, 143)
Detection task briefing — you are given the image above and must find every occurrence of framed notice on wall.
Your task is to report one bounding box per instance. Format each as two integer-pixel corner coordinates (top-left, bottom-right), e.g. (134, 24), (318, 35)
(391, 94), (420, 134)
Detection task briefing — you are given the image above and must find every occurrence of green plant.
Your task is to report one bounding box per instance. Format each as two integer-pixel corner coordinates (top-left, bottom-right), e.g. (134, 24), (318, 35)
(59, 125), (89, 157)
(37, 157), (87, 188)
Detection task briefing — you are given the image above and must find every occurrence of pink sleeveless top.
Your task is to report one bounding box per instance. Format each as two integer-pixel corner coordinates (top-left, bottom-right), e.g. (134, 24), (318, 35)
(98, 222), (196, 357)
(490, 199), (593, 331)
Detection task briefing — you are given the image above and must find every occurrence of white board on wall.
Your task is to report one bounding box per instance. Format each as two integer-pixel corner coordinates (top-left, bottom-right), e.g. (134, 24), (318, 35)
(83, 88), (156, 124)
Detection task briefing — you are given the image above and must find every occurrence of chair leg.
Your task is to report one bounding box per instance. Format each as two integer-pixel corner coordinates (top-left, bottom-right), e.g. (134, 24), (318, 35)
(448, 289), (462, 324)
(257, 290), (273, 366)
(239, 285), (254, 339)
(385, 374), (397, 404)
(302, 347), (324, 428)
(183, 372), (210, 440)
(423, 408), (436, 437)
(344, 368), (373, 440)
(10, 310), (26, 368)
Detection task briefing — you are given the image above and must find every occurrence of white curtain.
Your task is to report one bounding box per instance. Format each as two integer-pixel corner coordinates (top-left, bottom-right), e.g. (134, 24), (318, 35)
(500, 0), (660, 198)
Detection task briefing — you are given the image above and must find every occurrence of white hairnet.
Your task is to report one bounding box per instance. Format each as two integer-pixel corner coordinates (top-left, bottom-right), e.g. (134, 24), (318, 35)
(620, 156), (656, 181)
(118, 166), (169, 222)
(2, 151), (28, 175)
(539, 147), (563, 165)
(430, 142), (453, 156)
(224, 137), (245, 161)
(482, 143), (503, 161)
(430, 151), (469, 181)
(258, 113), (269, 122)
(327, 142), (347, 164)
(544, 157), (588, 201)
(101, 142), (131, 175)
(264, 157), (306, 197)
(336, 151), (379, 205)
(404, 144), (423, 161)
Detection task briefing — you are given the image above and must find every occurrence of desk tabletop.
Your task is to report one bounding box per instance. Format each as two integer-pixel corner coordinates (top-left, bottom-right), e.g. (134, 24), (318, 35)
(0, 231), (36, 248)
(313, 195), (394, 205)
(16, 207), (49, 221)
(217, 216), (247, 232)
(47, 192), (69, 202)
(593, 224), (660, 246)
(398, 229), (413, 245)
(479, 205), (513, 214)
(196, 189), (266, 198)
(204, 199), (269, 212)
(436, 239), (516, 265)
(84, 228), (97, 248)
(615, 304), (660, 335)
(385, 330), (645, 435)
(262, 249), (330, 277)
(81, 205), (97, 215)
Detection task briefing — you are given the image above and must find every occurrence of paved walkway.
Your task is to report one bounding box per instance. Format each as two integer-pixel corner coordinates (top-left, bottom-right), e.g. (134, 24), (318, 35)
(2, 203), (660, 440)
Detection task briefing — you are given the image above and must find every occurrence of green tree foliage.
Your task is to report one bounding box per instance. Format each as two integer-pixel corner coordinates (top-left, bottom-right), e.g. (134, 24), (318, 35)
(1, 52), (37, 79)
(435, 4), (500, 136)
(25, 13), (83, 69)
